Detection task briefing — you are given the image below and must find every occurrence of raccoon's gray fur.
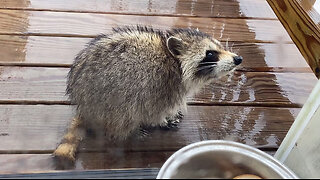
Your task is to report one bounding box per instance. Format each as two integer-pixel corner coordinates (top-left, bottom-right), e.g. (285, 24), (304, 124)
(53, 26), (242, 161)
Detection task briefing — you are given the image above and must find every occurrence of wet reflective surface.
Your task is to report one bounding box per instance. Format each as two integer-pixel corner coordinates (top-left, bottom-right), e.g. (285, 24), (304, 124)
(0, 105), (301, 173)
(0, 67), (316, 104)
(193, 72), (316, 106)
(0, 0), (317, 175)
(0, 0), (277, 18)
(0, 10), (289, 41)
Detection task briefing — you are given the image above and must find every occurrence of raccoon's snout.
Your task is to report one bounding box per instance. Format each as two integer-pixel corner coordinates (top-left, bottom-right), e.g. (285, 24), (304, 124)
(233, 56), (243, 65)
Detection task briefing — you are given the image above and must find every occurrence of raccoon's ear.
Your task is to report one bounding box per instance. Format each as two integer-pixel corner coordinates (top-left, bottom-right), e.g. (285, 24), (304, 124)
(166, 36), (186, 56)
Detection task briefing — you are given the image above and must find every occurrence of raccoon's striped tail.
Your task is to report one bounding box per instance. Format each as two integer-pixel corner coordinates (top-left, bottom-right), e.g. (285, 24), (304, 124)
(53, 116), (85, 162)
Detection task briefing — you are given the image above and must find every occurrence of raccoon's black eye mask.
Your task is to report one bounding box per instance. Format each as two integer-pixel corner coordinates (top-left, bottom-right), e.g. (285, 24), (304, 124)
(203, 50), (219, 63)
(195, 50), (220, 77)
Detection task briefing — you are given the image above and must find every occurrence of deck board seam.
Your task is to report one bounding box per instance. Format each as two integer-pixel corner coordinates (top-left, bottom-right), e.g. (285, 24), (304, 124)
(0, 64), (312, 73)
(0, 33), (294, 44)
(0, 7), (279, 20)
(0, 34), (294, 45)
(0, 147), (278, 155)
(0, 100), (303, 108)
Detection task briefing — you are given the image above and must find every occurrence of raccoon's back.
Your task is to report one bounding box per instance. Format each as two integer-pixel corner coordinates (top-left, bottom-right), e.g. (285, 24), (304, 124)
(66, 31), (183, 117)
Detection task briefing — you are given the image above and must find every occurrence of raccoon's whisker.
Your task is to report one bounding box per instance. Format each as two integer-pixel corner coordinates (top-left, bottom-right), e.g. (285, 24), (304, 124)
(230, 42), (235, 52)
(233, 48), (240, 55)
(199, 62), (217, 65)
(197, 64), (216, 71)
(200, 68), (213, 75)
(226, 38), (229, 51)
(196, 65), (215, 76)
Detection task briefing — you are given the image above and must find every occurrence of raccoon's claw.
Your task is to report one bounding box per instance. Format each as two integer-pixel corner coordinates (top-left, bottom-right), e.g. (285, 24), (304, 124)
(160, 117), (180, 130)
(175, 111), (184, 120)
(167, 119), (180, 129)
(136, 128), (150, 139)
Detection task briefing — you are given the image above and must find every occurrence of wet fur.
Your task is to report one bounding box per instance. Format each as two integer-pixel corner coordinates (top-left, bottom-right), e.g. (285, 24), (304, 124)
(54, 26), (240, 161)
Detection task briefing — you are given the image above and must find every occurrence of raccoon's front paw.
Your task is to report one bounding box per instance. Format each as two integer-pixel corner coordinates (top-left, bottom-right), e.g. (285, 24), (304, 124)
(53, 143), (77, 162)
(135, 128), (151, 139)
(160, 113), (182, 130)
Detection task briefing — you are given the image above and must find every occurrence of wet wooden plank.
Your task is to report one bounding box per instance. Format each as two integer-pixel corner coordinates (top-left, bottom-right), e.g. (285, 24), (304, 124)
(0, 67), (316, 106)
(0, 105), (300, 151)
(0, 0), (276, 19)
(192, 71), (317, 107)
(0, 35), (310, 70)
(0, 154), (55, 174)
(0, 10), (290, 42)
(0, 168), (159, 179)
(0, 151), (279, 175)
(0, 105), (72, 151)
(0, 67), (68, 102)
(268, 0), (320, 78)
(0, 153), (163, 175)
(0, 36), (89, 66)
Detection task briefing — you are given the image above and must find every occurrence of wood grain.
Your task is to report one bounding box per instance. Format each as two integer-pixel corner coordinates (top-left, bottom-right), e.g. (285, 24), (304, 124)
(0, 36), (88, 66)
(193, 71), (317, 107)
(297, 0), (320, 29)
(0, 35), (310, 70)
(0, 0), (277, 19)
(268, 0), (320, 78)
(76, 152), (168, 171)
(0, 105), (300, 152)
(0, 10), (290, 43)
(0, 67), (317, 106)
(0, 168), (159, 179)
(0, 150), (276, 174)
(0, 152), (163, 174)
(0, 154), (55, 174)
(0, 67), (68, 102)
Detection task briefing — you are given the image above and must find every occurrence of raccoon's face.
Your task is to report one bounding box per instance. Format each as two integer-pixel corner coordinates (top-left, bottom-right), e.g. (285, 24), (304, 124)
(194, 38), (242, 79)
(166, 35), (242, 82)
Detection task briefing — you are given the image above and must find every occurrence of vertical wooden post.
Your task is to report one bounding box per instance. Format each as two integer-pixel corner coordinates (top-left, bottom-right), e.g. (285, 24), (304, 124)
(267, 0), (320, 78)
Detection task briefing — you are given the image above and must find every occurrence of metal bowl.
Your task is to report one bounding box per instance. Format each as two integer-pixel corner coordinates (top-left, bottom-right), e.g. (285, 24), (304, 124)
(157, 140), (298, 179)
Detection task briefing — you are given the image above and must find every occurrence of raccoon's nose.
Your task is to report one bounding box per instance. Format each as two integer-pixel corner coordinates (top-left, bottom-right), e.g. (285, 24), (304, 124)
(233, 56), (242, 65)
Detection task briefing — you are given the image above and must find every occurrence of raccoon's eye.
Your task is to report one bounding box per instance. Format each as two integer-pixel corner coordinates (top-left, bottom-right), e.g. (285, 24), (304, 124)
(205, 50), (219, 62)
(206, 50), (218, 57)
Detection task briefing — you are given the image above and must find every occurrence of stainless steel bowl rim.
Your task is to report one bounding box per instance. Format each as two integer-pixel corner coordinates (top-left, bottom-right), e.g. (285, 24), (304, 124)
(156, 140), (298, 179)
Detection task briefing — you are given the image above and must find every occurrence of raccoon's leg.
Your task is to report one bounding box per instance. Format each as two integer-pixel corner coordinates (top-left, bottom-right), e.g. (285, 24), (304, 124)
(160, 110), (184, 130)
(53, 116), (85, 161)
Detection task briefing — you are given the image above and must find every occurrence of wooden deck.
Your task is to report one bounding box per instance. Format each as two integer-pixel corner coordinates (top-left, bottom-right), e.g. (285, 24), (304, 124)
(0, 0), (318, 175)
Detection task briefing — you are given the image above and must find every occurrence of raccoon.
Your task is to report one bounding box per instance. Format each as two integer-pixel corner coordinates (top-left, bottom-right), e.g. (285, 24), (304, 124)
(53, 26), (242, 161)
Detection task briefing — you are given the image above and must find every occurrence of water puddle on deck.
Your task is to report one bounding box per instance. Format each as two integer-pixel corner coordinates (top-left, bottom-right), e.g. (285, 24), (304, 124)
(211, 72), (256, 103)
(25, 0), (178, 14)
(243, 111), (267, 146)
(237, 0), (277, 18)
